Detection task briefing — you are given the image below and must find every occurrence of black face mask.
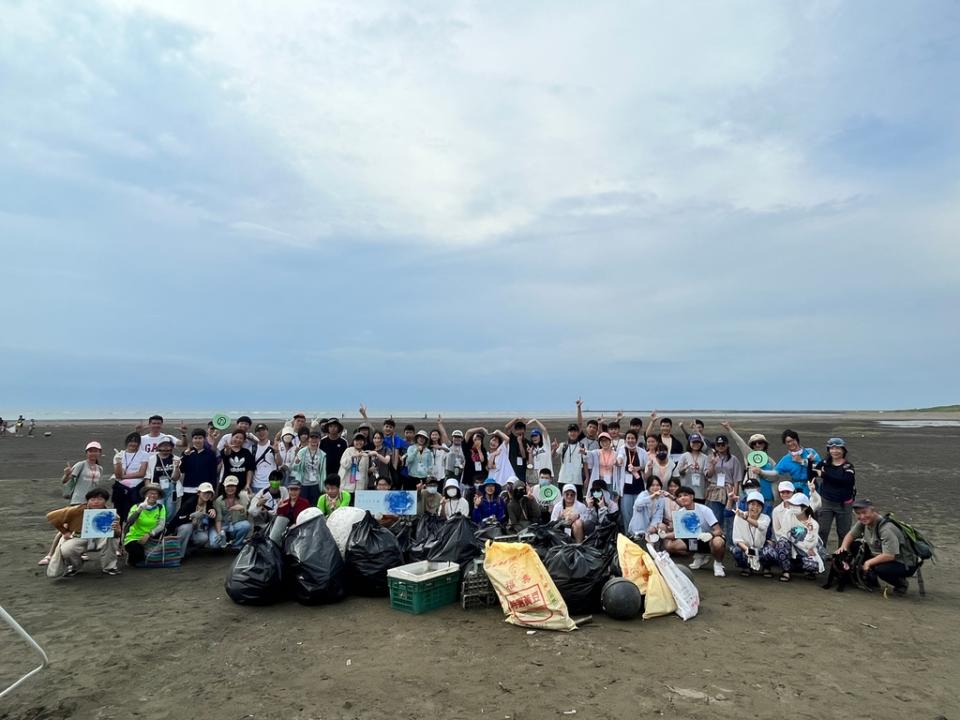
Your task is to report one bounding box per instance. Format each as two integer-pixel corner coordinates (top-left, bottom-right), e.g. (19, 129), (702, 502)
(656, 451), (668, 460)
(513, 487), (525, 501)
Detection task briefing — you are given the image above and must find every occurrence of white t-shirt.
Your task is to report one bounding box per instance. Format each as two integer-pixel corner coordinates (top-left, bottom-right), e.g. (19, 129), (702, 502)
(488, 442), (513, 486)
(119, 450), (151, 488)
(141, 433), (176, 454)
(251, 442), (279, 491)
(556, 442), (584, 486)
(675, 503), (719, 533)
(529, 443), (553, 472)
(217, 433), (256, 453)
(732, 513), (771, 550)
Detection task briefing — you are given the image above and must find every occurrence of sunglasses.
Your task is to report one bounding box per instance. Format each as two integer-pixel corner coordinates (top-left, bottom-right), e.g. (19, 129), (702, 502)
(826, 438), (845, 448)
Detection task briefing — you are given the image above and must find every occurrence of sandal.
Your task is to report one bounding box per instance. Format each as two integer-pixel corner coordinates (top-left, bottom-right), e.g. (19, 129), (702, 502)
(762, 570), (773, 578)
(740, 570), (751, 577)
(38, 555), (51, 566)
(779, 573), (791, 583)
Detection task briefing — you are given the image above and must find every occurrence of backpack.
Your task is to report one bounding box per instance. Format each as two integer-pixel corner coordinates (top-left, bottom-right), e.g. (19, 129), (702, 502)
(879, 514), (935, 565)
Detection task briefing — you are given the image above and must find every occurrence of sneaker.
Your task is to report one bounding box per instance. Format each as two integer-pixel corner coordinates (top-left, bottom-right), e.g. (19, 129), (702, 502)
(102, 568), (122, 576)
(63, 565), (79, 577)
(713, 561), (726, 577)
(80, 553), (89, 562)
(690, 554), (709, 570)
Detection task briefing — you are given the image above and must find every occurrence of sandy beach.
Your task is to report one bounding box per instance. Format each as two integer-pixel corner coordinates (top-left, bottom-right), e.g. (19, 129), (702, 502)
(0, 414), (957, 720)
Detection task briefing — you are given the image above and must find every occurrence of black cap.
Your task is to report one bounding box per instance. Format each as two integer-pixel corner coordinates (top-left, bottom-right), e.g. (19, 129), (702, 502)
(851, 499), (874, 510)
(567, 423), (580, 432)
(237, 415), (252, 424)
(254, 423), (268, 432)
(715, 434), (729, 445)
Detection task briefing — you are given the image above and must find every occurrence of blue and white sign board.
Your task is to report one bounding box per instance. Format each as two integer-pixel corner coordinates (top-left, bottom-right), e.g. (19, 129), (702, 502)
(672, 509), (701, 540)
(81, 509), (118, 539)
(355, 490), (418, 516)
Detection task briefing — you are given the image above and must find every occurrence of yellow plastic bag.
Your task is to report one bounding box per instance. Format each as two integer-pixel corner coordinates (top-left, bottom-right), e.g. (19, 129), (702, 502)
(483, 541), (577, 632)
(640, 545), (677, 619)
(617, 534), (651, 593)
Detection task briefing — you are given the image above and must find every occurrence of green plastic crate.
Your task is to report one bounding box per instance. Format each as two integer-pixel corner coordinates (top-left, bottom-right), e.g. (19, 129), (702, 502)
(387, 562), (460, 614)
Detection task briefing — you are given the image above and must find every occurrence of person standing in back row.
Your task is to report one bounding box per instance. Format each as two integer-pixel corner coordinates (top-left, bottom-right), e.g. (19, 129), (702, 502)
(250, 424), (280, 493)
(320, 419), (348, 474)
(812, 437), (856, 547)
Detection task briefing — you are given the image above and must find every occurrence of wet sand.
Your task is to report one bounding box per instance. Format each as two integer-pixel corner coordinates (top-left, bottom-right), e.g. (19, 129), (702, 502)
(0, 415), (957, 720)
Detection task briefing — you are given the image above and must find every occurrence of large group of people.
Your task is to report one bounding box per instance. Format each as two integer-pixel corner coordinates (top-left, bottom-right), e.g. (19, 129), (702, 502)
(40, 402), (920, 595)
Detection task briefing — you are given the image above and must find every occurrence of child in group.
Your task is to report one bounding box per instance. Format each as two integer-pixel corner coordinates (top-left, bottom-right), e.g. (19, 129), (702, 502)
(317, 473), (351, 516)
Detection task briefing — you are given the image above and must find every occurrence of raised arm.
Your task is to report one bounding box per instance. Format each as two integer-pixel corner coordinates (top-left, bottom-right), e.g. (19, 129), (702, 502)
(645, 411), (659, 438)
(576, 398), (584, 430)
(437, 415), (450, 446)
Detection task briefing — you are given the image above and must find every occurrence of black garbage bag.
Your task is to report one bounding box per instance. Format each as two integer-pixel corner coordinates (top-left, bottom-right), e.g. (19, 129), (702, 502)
(282, 515), (346, 605)
(389, 517), (416, 562)
(584, 517), (620, 552)
(543, 544), (612, 615)
(345, 512), (404, 596)
(474, 517), (509, 542)
(427, 514), (482, 571)
(409, 512), (445, 561)
(225, 533), (287, 606)
(525, 522), (573, 561)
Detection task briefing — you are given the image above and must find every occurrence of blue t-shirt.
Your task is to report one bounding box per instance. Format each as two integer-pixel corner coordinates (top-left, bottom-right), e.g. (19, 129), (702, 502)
(774, 448), (821, 492)
(382, 435), (410, 476)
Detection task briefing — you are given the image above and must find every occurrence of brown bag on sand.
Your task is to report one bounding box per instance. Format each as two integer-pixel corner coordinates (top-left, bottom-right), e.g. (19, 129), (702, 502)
(484, 541), (577, 632)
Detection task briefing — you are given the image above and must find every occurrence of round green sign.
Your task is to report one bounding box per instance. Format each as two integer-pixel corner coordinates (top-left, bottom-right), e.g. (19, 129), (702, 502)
(747, 450), (769, 468)
(212, 413), (231, 431)
(540, 485), (560, 503)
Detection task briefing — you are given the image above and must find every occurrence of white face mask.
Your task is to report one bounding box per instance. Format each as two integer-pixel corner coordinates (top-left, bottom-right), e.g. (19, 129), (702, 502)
(426, 486), (438, 494)
(445, 488), (458, 498)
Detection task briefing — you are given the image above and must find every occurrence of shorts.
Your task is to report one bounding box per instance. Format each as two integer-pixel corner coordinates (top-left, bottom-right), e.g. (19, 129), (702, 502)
(683, 537), (720, 554)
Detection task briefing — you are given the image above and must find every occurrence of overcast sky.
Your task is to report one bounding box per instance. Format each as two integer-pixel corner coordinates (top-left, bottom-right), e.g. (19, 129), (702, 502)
(2, 1), (958, 416)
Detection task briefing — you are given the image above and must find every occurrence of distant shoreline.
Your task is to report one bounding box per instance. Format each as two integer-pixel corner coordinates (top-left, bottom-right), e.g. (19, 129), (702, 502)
(12, 408), (960, 426)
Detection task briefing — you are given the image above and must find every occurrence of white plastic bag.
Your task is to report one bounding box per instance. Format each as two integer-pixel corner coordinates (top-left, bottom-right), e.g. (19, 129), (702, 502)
(652, 550), (700, 621)
(326, 506), (367, 556)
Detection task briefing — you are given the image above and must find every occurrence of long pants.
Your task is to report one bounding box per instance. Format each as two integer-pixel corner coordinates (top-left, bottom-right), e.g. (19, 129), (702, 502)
(870, 561), (911, 586)
(818, 499), (852, 548)
(60, 537), (118, 571)
(300, 485), (320, 505)
(112, 482), (140, 525)
(620, 494), (637, 533)
(732, 546), (762, 570)
(706, 501), (728, 541)
(124, 540), (146, 565)
(175, 524), (217, 556)
(760, 539), (820, 573)
(221, 520), (252, 549)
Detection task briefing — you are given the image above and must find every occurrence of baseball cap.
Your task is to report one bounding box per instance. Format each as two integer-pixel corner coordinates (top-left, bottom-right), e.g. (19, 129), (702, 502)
(223, 475), (240, 487)
(688, 433), (703, 443)
(787, 493), (810, 506)
(85, 441), (102, 451)
(567, 423), (580, 432)
(851, 499), (874, 510)
(452, 429), (464, 438)
(714, 434), (729, 445)
(157, 435), (175, 446)
(598, 432), (612, 441)
(777, 481), (795, 493)
(287, 478), (302, 488)
(254, 423), (268, 432)
(197, 482), (215, 494)
(562, 484), (577, 494)
(530, 429), (542, 436)
(745, 491), (765, 504)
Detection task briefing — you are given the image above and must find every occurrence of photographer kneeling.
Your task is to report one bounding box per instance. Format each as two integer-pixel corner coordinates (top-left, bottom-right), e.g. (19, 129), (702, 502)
(835, 499), (918, 595)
